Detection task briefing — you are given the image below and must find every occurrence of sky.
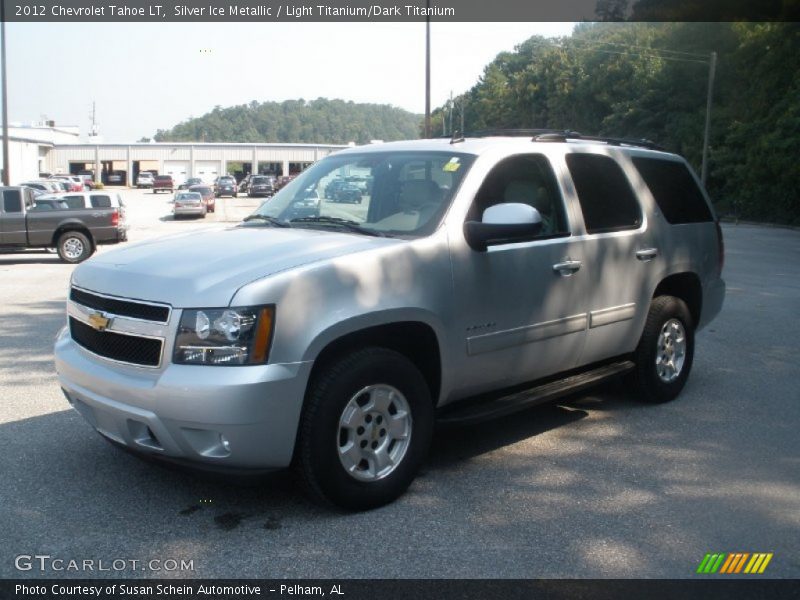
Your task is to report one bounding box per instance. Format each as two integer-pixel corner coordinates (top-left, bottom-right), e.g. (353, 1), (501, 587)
(5, 22), (575, 142)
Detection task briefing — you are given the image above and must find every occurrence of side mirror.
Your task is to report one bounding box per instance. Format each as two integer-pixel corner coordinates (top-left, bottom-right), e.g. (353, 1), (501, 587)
(464, 203), (543, 252)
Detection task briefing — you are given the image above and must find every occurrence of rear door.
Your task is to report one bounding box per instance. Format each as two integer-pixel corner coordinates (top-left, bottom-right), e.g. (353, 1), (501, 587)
(561, 151), (658, 365)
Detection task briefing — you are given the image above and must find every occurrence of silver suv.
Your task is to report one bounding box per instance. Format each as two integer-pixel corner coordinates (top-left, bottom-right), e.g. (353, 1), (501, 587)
(55, 132), (725, 510)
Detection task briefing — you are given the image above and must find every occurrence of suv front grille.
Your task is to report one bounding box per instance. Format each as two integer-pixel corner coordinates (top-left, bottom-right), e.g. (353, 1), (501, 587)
(69, 317), (162, 367)
(70, 287), (170, 323)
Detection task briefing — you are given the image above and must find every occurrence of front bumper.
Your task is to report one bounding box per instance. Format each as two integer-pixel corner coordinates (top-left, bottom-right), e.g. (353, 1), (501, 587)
(55, 327), (312, 470)
(173, 206), (205, 216)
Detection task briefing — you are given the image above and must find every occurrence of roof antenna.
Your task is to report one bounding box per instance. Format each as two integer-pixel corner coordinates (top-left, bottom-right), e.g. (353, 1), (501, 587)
(450, 129), (465, 144)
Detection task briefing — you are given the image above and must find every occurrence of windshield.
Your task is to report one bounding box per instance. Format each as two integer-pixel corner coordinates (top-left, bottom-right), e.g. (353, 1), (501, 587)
(247, 150), (474, 238)
(176, 193), (201, 201)
(252, 176), (271, 184)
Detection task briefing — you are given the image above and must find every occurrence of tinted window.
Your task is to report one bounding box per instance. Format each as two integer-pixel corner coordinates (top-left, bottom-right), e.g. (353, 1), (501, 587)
(90, 195), (112, 208)
(468, 154), (569, 238)
(566, 153), (642, 234)
(632, 157), (713, 224)
(3, 189), (22, 213)
(62, 195), (84, 209)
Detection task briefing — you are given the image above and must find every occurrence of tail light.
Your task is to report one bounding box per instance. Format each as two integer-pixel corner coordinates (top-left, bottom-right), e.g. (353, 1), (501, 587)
(715, 220), (725, 275)
(111, 208), (119, 227)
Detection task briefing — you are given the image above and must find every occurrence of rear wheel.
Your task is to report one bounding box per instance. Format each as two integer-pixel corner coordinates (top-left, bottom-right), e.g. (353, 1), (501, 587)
(57, 231), (93, 263)
(630, 295), (695, 403)
(294, 347), (433, 510)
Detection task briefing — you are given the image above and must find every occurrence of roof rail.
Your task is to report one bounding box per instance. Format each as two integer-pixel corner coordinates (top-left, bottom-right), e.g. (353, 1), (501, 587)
(439, 128), (663, 151)
(534, 131), (664, 151)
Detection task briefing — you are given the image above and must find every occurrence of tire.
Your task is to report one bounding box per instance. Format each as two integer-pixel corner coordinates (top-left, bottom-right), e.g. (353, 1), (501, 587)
(629, 295), (695, 403)
(294, 347), (433, 510)
(57, 231), (93, 264)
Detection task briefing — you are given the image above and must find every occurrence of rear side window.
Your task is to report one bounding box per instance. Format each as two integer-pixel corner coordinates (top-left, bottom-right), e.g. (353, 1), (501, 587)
(62, 195), (84, 209)
(632, 157), (713, 224)
(566, 153), (642, 234)
(90, 195), (112, 208)
(3, 190), (22, 213)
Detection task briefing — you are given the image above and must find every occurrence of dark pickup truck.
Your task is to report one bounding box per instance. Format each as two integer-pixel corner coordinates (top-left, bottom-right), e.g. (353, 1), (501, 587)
(0, 186), (127, 263)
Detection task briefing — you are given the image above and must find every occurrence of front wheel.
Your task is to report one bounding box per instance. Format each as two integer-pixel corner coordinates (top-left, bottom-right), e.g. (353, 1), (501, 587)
(630, 295), (695, 403)
(294, 347), (433, 510)
(57, 231), (93, 263)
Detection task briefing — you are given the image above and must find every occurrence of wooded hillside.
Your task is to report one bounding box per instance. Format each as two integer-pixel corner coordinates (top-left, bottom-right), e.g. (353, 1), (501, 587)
(154, 98), (421, 146)
(432, 23), (799, 224)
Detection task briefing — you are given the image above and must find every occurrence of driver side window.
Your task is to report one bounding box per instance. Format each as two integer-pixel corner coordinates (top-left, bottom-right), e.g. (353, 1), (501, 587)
(468, 154), (569, 238)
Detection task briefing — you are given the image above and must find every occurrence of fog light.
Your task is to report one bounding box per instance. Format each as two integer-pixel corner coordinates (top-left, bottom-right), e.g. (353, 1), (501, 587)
(220, 435), (231, 452)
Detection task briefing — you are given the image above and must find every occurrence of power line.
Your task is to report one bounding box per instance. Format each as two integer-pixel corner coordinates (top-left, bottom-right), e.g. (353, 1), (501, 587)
(568, 37), (711, 60)
(524, 37), (711, 65)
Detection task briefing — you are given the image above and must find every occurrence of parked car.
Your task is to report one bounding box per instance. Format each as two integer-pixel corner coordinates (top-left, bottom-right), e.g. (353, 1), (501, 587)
(21, 181), (62, 194)
(51, 175), (85, 192)
(332, 183), (362, 204)
(106, 171), (126, 185)
(152, 175), (174, 194)
(247, 175), (275, 198)
(214, 176), (238, 197)
(136, 172), (155, 188)
(55, 132), (725, 510)
(47, 180), (72, 192)
(188, 184), (215, 213)
(178, 177), (203, 190)
(77, 171), (96, 190)
(171, 191), (206, 219)
(274, 175), (295, 192)
(0, 185), (127, 262)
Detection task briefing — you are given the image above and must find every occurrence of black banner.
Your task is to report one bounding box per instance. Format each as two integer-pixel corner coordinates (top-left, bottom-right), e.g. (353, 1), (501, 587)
(2, 0), (798, 22)
(3, 580), (800, 600)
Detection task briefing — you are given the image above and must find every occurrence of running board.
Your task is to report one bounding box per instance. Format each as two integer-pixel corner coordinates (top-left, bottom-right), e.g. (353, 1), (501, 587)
(437, 360), (635, 426)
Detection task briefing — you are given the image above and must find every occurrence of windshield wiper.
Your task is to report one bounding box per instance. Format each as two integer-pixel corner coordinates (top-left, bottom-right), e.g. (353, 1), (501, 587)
(290, 216), (386, 237)
(242, 214), (290, 227)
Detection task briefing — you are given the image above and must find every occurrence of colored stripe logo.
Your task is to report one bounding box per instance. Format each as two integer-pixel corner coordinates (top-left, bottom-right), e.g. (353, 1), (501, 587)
(696, 552), (773, 574)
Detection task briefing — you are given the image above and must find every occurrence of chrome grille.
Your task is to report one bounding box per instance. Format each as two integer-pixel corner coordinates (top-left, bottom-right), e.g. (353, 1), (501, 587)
(69, 317), (162, 367)
(70, 287), (170, 323)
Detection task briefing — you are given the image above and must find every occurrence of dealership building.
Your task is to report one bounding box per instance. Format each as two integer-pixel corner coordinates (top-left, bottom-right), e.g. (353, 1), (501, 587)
(1, 123), (349, 186)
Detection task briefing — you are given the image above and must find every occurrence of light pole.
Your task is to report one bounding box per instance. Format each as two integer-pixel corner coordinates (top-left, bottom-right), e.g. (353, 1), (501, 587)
(1, 1), (10, 185)
(424, 0), (431, 138)
(701, 51), (717, 186)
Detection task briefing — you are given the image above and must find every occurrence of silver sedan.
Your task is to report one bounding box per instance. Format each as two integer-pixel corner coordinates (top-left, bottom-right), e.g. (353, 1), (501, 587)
(171, 191), (207, 219)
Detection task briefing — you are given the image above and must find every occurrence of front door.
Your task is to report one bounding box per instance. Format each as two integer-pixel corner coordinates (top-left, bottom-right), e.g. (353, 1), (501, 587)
(449, 153), (589, 397)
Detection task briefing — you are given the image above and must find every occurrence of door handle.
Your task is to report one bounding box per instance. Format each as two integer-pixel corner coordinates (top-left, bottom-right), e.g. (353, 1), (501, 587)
(552, 260), (582, 276)
(636, 248), (659, 262)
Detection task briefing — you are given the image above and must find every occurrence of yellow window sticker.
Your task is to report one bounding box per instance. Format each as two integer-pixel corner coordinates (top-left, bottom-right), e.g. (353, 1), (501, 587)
(443, 158), (461, 172)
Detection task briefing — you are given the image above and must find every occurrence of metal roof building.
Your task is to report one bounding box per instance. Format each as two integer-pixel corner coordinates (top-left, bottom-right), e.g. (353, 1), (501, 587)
(44, 141), (350, 186)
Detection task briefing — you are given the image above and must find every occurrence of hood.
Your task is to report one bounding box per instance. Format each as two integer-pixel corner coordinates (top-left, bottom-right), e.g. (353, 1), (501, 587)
(72, 226), (401, 307)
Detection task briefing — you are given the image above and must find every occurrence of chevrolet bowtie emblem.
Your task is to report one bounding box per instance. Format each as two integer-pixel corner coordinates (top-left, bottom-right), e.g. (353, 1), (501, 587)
(87, 312), (112, 331)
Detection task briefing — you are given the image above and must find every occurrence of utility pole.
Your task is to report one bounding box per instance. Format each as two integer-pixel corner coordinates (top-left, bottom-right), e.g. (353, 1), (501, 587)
(89, 101), (98, 138)
(701, 51), (717, 186)
(1, 2), (10, 185)
(424, 0), (431, 138)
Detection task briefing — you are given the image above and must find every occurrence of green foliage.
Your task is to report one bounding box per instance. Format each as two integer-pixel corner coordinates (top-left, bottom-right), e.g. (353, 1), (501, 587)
(432, 23), (799, 224)
(154, 98), (421, 146)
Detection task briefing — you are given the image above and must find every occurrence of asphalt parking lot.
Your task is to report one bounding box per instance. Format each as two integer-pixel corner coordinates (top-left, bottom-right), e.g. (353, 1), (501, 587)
(1, 191), (798, 579)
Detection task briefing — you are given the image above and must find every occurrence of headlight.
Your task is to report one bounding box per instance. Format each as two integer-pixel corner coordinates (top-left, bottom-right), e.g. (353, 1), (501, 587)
(173, 305), (274, 366)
